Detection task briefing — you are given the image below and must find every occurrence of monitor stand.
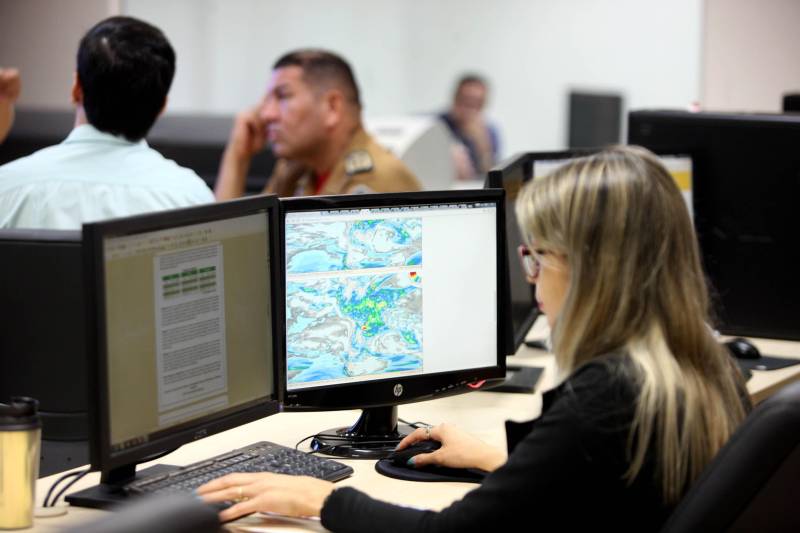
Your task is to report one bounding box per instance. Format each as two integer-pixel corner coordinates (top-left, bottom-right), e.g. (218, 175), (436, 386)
(311, 405), (412, 459)
(65, 462), (179, 509)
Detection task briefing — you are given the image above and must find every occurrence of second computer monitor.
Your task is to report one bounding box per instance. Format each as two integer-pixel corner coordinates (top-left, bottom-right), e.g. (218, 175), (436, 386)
(281, 189), (507, 457)
(69, 196), (282, 509)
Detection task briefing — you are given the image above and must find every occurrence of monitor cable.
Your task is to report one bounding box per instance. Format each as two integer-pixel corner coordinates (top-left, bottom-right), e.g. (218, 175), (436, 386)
(43, 467), (91, 508)
(397, 418), (431, 429)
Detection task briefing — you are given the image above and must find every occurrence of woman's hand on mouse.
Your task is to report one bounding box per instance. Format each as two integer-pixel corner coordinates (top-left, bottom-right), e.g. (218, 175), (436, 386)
(397, 423), (506, 472)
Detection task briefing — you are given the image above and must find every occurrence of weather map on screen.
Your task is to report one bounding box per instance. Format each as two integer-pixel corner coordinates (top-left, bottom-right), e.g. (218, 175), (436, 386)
(286, 217), (424, 388)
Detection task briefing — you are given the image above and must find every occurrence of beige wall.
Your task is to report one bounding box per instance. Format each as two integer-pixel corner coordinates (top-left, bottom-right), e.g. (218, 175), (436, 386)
(0, 0), (704, 153)
(702, 0), (800, 112)
(0, 0), (116, 109)
(9, 1), (797, 144)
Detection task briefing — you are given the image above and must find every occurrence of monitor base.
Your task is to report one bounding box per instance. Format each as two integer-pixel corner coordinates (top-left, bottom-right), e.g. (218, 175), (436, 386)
(311, 405), (413, 459)
(524, 338), (548, 350)
(480, 365), (543, 394)
(65, 464), (179, 509)
(311, 426), (413, 459)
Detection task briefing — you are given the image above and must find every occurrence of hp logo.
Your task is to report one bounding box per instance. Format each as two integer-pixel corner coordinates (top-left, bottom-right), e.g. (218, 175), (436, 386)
(393, 384), (403, 397)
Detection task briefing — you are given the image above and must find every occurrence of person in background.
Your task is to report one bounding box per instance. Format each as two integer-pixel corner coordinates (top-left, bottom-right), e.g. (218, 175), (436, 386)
(440, 74), (500, 180)
(0, 68), (21, 144)
(0, 17), (214, 229)
(199, 146), (749, 531)
(214, 49), (421, 199)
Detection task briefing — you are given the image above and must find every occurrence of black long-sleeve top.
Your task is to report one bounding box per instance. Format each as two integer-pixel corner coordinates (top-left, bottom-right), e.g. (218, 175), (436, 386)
(320, 354), (674, 532)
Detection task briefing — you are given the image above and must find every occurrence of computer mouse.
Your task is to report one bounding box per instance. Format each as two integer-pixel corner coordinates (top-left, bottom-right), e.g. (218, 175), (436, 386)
(725, 337), (761, 360)
(387, 440), (442, 467)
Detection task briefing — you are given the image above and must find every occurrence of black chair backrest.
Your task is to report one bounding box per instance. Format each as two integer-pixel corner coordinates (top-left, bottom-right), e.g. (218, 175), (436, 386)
(662, 381), (800, 532)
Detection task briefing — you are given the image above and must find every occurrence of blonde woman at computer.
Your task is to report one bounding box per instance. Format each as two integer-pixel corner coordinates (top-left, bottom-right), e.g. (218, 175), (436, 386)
(199, 146), (749, 531)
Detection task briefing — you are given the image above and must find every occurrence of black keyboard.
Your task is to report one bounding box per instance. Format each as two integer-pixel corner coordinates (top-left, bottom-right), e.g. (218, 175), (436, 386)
(124, 441), (354, 496)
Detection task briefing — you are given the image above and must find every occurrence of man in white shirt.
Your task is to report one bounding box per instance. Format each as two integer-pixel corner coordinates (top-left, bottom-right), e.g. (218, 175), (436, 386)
(0, 17), (214, 230)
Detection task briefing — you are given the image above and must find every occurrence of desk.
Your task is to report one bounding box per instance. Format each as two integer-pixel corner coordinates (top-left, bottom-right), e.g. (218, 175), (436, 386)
(29, 317), (800, 531)
(736, 337), (800, 404)
(31, 389), (539, 531)
(522, 316), (800, 404)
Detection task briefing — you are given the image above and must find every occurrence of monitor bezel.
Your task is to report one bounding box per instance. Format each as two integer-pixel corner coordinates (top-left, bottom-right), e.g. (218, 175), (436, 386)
(83, 196), (283, 474)
(279, 189), (507, 410)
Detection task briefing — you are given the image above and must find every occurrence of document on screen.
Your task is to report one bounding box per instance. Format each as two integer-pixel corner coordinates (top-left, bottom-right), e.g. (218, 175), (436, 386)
(154, 243), (228, 421)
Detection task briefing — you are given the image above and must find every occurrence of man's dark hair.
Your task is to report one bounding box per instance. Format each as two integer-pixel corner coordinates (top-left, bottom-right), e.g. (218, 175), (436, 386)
(273, 49), (361, 109)
(454, 73), (489, 96)
(77, 16), (175, 141)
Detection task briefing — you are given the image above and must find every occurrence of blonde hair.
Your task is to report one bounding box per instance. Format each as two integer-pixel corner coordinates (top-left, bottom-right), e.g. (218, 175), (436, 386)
(516, 145), (746, 503)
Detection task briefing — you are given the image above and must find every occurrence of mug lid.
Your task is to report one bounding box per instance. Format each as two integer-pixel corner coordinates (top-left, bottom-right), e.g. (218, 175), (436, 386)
(0, 396), (41, 428)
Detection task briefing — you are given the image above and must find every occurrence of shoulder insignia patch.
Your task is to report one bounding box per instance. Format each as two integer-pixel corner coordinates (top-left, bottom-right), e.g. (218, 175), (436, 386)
(344, 150), (374, 176)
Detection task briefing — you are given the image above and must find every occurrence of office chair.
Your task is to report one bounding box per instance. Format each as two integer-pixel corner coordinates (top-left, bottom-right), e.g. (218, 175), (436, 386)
(661, 381), (800, 532)
(62, 493), (220, 533)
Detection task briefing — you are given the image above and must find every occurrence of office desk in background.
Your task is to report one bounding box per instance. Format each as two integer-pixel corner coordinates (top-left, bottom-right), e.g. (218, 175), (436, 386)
(520, 316), (800, 404)
(29, 317), (800, 532)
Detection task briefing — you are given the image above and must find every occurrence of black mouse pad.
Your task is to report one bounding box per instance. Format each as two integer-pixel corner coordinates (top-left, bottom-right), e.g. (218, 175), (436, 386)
(737, 356), (800, 372)
(375, 459), (486, 484)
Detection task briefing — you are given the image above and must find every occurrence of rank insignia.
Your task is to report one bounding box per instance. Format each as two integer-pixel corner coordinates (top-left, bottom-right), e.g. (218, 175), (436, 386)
(344, 150), (374, 175)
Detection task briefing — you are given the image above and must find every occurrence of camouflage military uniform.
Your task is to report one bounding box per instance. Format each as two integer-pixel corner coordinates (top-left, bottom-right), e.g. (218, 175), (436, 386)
(265, 127), (421, 196)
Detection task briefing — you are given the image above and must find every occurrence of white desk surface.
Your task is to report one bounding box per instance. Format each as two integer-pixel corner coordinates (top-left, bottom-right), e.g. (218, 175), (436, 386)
(28, 317), (800, 532)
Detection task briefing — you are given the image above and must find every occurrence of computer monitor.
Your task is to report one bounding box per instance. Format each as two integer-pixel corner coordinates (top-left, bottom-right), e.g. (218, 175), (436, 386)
(486, 150), (592, 353)
(0, 228), (89, 476)
(280, 190), (507, 457)
(629, 110), (800, 341)
(486, 148), (694, 353)
(783, 93), (800, 113)
(567, 91), (624, 149)
(67, 197), (282, 508)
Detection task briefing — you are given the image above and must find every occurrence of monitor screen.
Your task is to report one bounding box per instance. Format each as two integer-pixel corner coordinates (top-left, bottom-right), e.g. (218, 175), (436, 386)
(487, 149), (693, 353)
(81, 197), (281, 489)
(629, 110), (800, 340)
(280, 190), (506, 457)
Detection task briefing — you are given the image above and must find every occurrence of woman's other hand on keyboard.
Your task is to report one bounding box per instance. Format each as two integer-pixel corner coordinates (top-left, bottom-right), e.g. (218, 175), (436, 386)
(197, 472), (334, 522)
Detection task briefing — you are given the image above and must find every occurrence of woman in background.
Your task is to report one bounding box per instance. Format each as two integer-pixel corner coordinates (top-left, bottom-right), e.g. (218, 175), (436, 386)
(199, 145), (749, 531)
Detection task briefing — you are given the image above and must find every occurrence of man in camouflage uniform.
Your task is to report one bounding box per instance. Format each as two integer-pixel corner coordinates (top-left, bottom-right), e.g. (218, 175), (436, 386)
(215, 49), (420, 199)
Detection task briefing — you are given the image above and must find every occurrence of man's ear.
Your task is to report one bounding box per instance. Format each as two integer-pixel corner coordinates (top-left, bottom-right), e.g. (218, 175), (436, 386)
(322, 89), (344, 129)
(71, 72), (83, 105)
(158, 96), (168, 117)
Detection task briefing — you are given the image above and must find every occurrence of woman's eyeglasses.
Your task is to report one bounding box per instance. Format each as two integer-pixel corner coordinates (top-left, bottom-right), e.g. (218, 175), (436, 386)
(517, 245), (549, 280)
